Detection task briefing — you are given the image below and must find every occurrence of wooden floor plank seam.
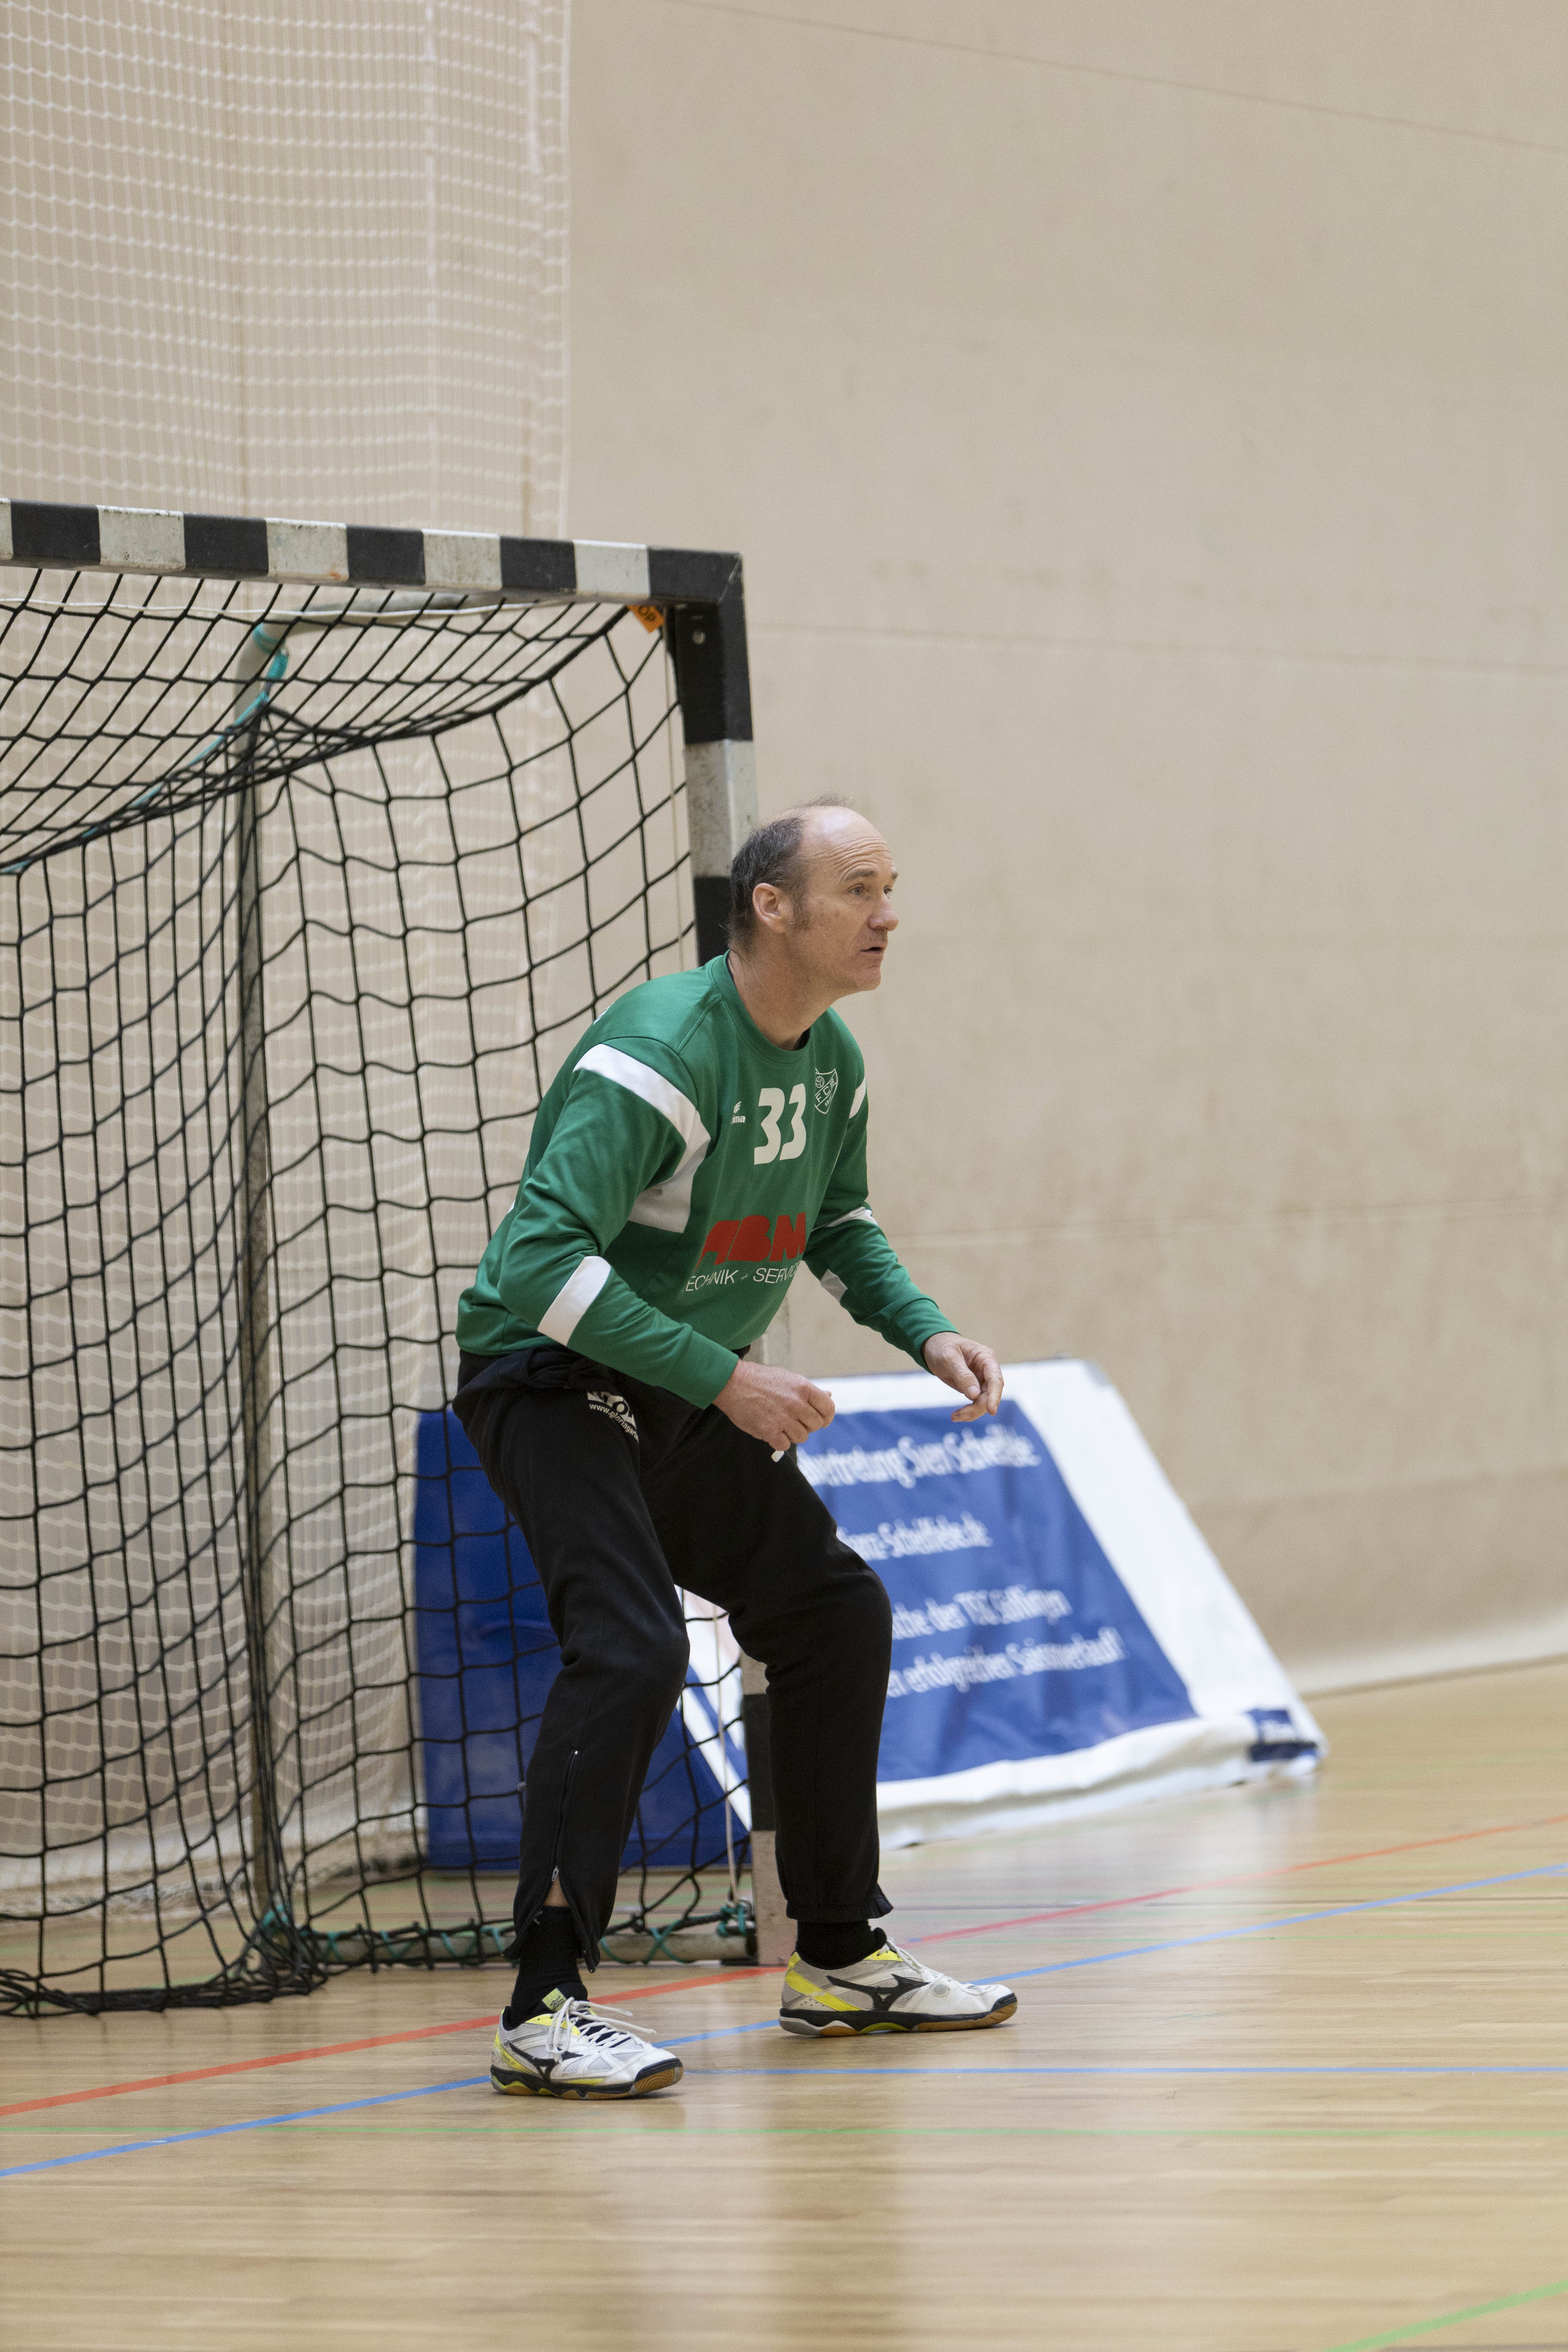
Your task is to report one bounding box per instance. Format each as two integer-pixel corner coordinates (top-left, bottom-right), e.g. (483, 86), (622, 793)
(917, 1807), (1568, 1946)
(0, 1966), (773, 2120)
(6, 1859), (1560, 2181)
(688, 2063), (1568, 2077)
(7, 1813), (1560, 2124)
(986, 1859), (1566, 1983)
(0, 2075), (492, 2182)
(8, 2055), (1566, 2182)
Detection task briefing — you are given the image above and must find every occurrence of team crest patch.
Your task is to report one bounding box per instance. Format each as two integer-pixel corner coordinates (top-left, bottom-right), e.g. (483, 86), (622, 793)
(586, 1389), (639, 1439)
(814, 1069), (839, 1114)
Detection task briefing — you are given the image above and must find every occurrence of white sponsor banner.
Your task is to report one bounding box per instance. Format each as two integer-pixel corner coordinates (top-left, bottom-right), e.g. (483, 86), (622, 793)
(806, 1358), (1325, 1850)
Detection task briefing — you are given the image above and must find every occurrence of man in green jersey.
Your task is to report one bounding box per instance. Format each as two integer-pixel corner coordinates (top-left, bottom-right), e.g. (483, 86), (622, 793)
(455, 799), (1015, 2098)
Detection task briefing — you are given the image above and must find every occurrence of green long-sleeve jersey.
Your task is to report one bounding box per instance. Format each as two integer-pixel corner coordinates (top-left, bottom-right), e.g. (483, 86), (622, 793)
(456, 954), (956, 1407)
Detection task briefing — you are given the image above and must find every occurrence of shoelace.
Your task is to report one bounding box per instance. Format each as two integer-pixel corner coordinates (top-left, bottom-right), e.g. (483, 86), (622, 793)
(867, 1943), (936, 1983)
(545, 1998), (647, 2060)
(848, 1945), (972, 1996)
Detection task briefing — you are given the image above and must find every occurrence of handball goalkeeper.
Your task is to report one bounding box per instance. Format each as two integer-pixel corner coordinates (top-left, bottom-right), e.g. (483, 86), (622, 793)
(453, 798), (1015, 2098)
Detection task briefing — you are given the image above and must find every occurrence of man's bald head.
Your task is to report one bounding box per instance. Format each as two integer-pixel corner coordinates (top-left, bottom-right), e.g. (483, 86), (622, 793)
(728, 798), (873, 943)
(725, 798), (899, 1025)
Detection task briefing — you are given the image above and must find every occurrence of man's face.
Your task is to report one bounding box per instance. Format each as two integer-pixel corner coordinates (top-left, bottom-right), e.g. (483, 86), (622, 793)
(781, 810), (899, 999)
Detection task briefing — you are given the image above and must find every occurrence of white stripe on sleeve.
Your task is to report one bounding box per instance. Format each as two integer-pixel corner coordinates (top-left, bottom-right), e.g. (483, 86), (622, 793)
(539, 1254), (613, 1344)
(850, 1079), (867, 1117)
(577, 1043), (707, 1149)
(817, 1205), (880, 1233)
(576, 1042), (712, 1234)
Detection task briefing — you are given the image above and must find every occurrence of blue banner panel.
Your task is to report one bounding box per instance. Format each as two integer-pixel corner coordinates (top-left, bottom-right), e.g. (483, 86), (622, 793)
(797, 1399), (1196, 1783)
(412, 1409), (736, 1873)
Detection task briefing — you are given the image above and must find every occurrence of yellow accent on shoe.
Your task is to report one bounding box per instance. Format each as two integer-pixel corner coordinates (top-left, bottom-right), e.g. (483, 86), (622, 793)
(782, 1953), (861, 2011)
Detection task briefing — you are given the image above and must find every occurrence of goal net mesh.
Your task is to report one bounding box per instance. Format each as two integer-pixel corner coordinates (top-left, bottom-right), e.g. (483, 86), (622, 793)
(2, 1), (568, 536)
(0, 561), (751, 2015)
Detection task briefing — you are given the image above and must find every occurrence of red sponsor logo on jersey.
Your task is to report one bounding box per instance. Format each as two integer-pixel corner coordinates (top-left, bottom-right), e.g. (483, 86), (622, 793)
(698, 1212), (806, 1266)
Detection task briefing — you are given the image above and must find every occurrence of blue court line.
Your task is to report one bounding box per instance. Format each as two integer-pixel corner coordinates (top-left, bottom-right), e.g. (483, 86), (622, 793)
(8, 1858), (1560, 2180)
(666, 2021), (774, 2048)
(659, 1860), (1566, 2056)
(961, 1859), (1566, 1986)
(0, 2077), (488, 2181)
(688, 2064), (1568, 2079)
(8, 2054), (1559, 2180)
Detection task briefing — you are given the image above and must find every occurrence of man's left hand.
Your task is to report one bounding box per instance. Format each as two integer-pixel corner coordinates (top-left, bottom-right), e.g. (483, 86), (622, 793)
(922, 1334), (1004, 1422)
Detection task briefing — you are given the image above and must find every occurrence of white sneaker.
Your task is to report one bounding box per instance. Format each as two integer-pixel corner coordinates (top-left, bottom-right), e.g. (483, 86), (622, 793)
(779, 1941), (1017, 2036)
(490, 1990), (684, 2098)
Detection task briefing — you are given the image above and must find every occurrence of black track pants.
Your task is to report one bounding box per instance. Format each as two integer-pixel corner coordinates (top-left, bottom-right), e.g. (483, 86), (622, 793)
(452, 1347), (893, 1966)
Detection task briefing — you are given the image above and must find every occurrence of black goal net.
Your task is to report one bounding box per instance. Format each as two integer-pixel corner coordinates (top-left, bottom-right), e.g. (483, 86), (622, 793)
(0, 545), (755, 2015)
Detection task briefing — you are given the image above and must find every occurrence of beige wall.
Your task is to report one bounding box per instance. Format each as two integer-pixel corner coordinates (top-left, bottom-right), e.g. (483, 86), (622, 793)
(569, 0), (1568, 1690)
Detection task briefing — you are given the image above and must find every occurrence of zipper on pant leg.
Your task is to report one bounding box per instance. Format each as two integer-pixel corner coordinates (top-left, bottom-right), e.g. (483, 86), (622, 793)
(509, 1745), (583, 1959)
(550, 1748), (579, 1883)
(546, 1747), (597, 1973)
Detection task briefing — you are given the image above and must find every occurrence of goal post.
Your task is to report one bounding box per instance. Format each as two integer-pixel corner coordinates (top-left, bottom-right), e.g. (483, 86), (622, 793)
(0, 496), (787, 2014)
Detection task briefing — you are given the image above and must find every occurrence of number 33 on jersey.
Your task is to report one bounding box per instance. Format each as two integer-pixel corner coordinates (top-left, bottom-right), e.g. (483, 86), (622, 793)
(754, 1084), (807, 1164)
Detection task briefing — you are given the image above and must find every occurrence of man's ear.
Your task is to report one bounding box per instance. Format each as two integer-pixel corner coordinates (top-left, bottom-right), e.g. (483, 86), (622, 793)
(752, 883), (786, 933)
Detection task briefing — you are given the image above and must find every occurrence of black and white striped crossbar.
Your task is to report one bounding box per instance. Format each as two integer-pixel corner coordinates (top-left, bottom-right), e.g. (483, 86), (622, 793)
(0, 499), (756, 947)
(0, 497), (734, 605)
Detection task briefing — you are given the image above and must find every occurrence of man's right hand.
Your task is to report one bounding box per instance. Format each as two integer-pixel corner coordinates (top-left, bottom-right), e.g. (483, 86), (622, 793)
(713, 1361), (836, 1453)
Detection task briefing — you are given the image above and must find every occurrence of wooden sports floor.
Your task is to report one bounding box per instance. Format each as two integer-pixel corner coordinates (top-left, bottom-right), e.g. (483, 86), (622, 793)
(3, 1659), (1564, 2352)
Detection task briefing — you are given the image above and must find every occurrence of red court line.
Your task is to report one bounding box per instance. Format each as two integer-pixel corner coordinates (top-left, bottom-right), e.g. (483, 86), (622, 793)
(0, 1968), (772, 2121)
(916, 1807), (1568, 1946)
(11, 1804), (1563, 2125)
